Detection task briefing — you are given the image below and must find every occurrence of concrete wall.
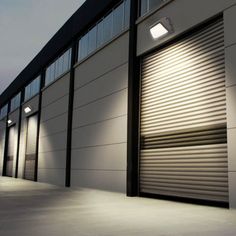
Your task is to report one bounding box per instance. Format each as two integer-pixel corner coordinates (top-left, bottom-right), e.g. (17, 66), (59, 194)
(0, 119), (6, 176)
(18, 95), (40, 178)
(8, 109), (20, 177)
(137, 0), (236, 56)
(71, 31), (129, 192)
(137, 0), (236, 208)
(224, 4), (236, 208)
(38, 73), (70, 186)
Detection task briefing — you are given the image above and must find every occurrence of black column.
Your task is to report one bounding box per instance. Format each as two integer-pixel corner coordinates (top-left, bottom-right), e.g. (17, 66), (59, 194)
(2, 104), (10, 176)
(34, 72), (45, 182)
(65, 42), (77, 187)
(15, 91), (25, 178)
(127, 0), (140, 196)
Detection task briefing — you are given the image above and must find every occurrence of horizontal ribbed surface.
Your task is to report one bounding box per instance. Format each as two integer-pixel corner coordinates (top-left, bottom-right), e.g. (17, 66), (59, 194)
(6, 160), (13, 177)
(140, 19), (228, 203)
(24, 114), (38, 181)
(6, 126), (15, 177)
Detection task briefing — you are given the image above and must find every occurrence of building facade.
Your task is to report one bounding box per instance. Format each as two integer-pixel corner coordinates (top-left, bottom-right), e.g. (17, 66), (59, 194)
(1, 0), (236, 208)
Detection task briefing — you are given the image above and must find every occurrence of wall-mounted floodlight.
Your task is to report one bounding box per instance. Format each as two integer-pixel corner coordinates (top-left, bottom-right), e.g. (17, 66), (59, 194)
(24, 106), (32, 114)
(150, 23), (168, 39)
(7, 120), (12, 124)
(150, 17), (173, 40)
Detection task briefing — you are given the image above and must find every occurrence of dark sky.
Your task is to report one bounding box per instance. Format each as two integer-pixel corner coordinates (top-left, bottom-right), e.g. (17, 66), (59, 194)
(0, 0), (85, 95)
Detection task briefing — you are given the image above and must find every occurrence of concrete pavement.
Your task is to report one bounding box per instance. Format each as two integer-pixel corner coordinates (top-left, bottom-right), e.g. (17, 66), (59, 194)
(0, 177), (235, 236)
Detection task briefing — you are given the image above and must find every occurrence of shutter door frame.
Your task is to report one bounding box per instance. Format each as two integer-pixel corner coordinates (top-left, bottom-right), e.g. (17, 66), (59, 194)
(139, 17), (229, 204)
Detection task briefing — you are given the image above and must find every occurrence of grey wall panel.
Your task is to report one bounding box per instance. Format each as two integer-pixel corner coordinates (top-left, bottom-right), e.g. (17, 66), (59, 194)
(227, 128), (236, 172)
(71, 143), (127, 170)
(225, 44), (236, 88)
(74, 32), (129, 89)
(72, 116), (127, 149)
(38, 168), (65, 186)
(8, 109), (19, 125)
(229, 172), (236, 208)
(38, 150), (66, 169)
(40, 113), (68, 138)
(39, 131), (67, 153)
(38, 73), (70, 186)
(40, 95), (69, 123)
(224, 4), (236, 47)
(73, 63), (128, 109)
(72, 33), (129, 192)
(71, 170), (126, 192)
(137, 0), (236, 56)
(73, 89), (127, 129)
(226, 86), (236, 129)
(225, 4), (236, 208)
(41, 73), (70, 108)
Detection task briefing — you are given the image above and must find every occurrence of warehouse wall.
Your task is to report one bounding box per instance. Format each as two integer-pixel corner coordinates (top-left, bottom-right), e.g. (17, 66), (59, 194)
(137, 0), (236, 207)
(38, 73), (70, 186)
(7, 109), (20, 177)
(224, 4), (236, 208)
(137, 0), (236, 56)
(71, 31), (129, 192)
(0, 119), (6, 176)
(18, 95), (39, 178)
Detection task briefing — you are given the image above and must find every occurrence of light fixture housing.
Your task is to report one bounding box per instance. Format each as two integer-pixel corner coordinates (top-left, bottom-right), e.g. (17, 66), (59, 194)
(150, 23), (168, 39)
(150, 17), (173, 40)
(7, 120), (12, 124)
(24, 106), (32, 114)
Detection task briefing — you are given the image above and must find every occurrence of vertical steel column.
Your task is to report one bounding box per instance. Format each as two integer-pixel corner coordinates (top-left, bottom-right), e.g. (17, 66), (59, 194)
(34, 72), (45, 182)
(65, 42), (77, 187)
(127, 0), (140, 196)
(2, 104), (10, 176)
(15, 91), (24, 178)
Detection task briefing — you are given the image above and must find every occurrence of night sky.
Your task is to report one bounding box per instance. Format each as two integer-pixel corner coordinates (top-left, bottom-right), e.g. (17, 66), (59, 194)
(0, 0), (85, 94)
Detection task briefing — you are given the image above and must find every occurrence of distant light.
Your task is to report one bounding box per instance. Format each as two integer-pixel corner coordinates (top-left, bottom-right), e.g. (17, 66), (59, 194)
(24, 106), (32, 114)
(150, 22), (169, 39)
(7, 120), (12, 124)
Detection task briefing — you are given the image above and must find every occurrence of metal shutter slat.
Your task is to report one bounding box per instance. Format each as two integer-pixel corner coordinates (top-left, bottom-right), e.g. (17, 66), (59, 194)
(142, 53), (224, 86)
(142, 102), (226, 120)
(6, 126), (15, 177)
(142, 41), (224, 78)
(142, 59), (225, 86)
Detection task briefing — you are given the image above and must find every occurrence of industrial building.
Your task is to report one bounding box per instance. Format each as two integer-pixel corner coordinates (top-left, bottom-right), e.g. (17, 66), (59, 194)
(0, 0), (236, 208)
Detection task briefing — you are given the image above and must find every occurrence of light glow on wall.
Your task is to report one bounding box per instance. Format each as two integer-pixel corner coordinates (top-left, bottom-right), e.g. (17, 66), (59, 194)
(7, 120), (12, 124)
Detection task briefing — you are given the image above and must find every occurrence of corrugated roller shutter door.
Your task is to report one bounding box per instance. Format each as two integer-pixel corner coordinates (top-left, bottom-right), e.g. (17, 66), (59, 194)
(140, 18), (229, 203)
(6, 126), (15, 177)
(24, 114), (38, 181)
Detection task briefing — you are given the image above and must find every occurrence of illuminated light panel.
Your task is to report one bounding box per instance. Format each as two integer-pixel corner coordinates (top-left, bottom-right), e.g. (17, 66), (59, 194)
(7, 120), (12, 124)
(24, 106), (32, 114)
(150, 22), (169, 39)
